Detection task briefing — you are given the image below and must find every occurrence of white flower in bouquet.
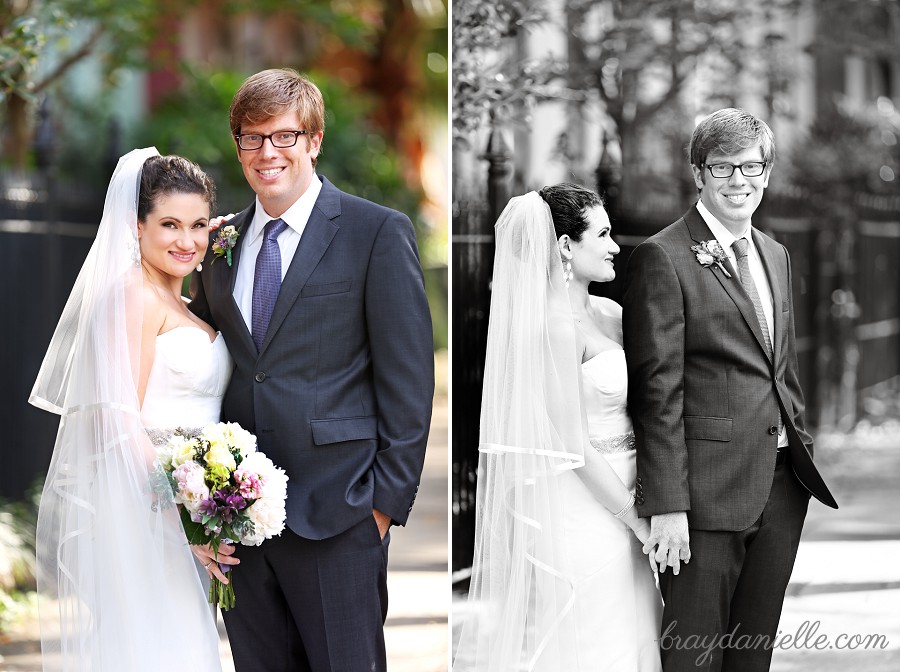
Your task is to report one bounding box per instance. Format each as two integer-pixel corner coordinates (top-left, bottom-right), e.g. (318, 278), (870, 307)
(244, 497), (287, 546)
(240, 453), (288, 497)
(201, 423), (229, 452)
(172, 461), (209, 513)
(170, 436), (200, 469)
(205, 443), (237, 472)
(221, 422), (257, 457)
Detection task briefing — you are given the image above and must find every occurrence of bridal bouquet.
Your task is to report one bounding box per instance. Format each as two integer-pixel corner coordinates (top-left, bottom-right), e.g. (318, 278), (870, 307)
(155, 422), (288, 610)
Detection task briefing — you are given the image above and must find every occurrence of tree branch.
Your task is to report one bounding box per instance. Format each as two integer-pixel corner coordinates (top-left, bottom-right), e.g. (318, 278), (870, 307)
(32, 23), (105, 94)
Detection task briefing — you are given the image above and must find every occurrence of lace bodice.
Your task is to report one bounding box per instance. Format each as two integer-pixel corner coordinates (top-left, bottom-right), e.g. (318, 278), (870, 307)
(140, 327), (233, 431)
(582, 348), (634, 450)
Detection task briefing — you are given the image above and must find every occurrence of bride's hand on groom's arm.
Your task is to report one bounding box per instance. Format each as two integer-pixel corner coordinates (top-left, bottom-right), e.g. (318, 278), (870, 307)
(208, 213), (237, 230)
(643, 512), (690, 576)
(191, 542), (240, 584)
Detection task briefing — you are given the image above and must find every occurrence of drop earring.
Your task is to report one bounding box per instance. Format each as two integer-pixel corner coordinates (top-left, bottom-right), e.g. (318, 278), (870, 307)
(196, 262), (203, 272)
(564, 260), (573, 288)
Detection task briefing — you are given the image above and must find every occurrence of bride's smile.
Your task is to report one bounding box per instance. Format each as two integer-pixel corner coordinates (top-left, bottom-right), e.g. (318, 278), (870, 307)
(138, 191), (210, 281)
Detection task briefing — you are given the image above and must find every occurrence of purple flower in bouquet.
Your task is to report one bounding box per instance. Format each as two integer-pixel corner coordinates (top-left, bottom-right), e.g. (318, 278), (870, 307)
(212, 489), (247, 524)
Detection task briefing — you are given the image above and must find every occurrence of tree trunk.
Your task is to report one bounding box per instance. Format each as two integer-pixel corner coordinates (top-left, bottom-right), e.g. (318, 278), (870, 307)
(3, 91), (31, 168)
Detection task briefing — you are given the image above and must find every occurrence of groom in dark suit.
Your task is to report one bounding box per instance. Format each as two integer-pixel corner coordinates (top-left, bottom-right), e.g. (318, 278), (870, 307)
(623, 108), (837, 671)
(190, 69), (434, 671)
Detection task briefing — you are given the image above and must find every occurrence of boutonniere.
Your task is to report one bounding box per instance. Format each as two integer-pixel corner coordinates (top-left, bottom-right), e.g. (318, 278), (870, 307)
(690, 240), (732, 278)
(210, 222), (239, 267)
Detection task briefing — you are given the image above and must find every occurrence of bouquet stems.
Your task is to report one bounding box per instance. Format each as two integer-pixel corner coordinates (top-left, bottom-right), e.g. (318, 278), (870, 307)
(209, 574), (236, 611)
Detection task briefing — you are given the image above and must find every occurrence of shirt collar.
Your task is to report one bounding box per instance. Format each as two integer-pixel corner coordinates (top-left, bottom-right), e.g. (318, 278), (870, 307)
(696, 200), (752, 250)
(248, 174), (323, 244)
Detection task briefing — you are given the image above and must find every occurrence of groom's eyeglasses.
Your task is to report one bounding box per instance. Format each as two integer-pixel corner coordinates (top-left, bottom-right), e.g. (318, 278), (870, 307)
(705, 162), (767, 178)
(235, 130), (309, 151)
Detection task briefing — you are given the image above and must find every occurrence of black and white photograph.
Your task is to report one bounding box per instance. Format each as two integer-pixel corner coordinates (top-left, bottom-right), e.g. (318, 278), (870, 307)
(452, 2), (900, 671)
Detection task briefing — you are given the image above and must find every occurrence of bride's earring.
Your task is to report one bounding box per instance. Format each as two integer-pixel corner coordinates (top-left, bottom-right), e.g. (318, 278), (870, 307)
(196, 262), (203, 272)
(560, 246), (574, 288)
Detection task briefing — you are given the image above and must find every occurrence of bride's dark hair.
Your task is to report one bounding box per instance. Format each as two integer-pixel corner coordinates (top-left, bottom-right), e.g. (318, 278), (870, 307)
(138, 155), (216, 221)
(538, 182), (603, 241)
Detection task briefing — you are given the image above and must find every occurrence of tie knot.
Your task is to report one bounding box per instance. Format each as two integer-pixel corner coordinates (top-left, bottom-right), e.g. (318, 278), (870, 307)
(264, 218), (287, 241)
(732, 237), (749, 258)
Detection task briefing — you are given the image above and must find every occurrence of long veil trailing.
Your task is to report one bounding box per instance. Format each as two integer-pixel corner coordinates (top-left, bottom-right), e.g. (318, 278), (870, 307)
(453, 192), (587, 671)
(30, 148), (221, 670)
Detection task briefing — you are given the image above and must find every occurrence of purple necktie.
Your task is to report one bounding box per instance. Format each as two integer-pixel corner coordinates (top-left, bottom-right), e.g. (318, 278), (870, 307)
(251, 218), (288, 352)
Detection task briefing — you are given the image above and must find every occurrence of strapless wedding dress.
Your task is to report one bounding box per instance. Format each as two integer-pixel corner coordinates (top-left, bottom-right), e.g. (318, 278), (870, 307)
(555, 349), (662, 671)
(138, 326), (233, 671)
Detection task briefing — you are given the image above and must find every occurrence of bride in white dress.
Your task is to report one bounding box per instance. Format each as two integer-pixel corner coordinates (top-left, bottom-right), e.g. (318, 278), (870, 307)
(454, 185), (661, 671)
(30, 148), (234, 670)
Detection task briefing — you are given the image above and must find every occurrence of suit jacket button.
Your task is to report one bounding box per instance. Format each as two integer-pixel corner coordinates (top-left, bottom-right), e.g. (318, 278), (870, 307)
(768, 425), (778, 435)
(636, 496), (645, 505)
(255, 372), (266, 383)
(636, 477), (642, 484)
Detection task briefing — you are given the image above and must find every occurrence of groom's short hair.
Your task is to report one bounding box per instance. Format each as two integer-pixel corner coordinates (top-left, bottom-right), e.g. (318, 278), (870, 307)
(230, 69), (326, 165)
(689, 108), (775, 169)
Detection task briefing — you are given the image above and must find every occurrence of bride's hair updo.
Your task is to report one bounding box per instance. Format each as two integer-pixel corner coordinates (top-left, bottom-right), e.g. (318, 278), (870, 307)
(538, 183), (603, 241)
(138, 155), (217, 221)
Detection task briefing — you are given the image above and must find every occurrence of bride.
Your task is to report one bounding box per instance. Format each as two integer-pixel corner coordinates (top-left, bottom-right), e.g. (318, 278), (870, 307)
(453, 185), (662, 671)
(30, 148), (236, 670)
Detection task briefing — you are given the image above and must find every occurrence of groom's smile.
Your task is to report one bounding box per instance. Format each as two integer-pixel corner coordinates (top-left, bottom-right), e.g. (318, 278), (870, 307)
(236, 110), (323, 218)
(257, 167), (285, 180)
(692, 145), (771, 234)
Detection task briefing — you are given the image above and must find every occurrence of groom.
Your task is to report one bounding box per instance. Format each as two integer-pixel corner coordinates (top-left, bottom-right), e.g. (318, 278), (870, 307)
(190, 69), (434, 671)
(623, 108), (837, 671)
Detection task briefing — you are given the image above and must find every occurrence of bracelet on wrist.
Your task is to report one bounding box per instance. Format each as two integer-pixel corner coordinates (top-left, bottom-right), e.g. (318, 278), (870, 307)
(613, 492), (636, 519)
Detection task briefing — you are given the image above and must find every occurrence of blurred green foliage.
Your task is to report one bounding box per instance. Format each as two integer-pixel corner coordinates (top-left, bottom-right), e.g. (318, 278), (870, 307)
(0, 485), (40, 634)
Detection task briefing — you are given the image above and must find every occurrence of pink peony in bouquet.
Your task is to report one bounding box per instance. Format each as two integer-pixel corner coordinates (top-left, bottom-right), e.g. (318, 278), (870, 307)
(155, 422), (288, 609)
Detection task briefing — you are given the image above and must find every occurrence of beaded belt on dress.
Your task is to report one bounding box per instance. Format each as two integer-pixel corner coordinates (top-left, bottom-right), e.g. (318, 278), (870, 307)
(145, 426), (204, 447)
(589, 431), (636, 454)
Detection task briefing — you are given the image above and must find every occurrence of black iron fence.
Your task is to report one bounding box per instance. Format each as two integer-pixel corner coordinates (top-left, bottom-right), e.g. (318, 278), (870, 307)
(1, 167), (106, 501)
(451, 186), (900, 576)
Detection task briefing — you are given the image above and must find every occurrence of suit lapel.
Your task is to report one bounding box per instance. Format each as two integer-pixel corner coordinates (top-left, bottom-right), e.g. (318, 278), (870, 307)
(753, 229), (785, 365)
(210, 204), (256, 355)
(260, 176), (342, 354)
(684, 207), (772, 364)
(228, 204), (254, 293)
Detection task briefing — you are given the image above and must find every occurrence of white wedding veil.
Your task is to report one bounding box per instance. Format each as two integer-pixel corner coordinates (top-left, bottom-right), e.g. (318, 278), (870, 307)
(453, 192), (587, 671)
(30, 148), (221, 670)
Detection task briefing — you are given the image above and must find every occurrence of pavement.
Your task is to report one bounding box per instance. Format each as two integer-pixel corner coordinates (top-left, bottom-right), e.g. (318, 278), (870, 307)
(0, 355), (449, 672)
(451, 429), (900, 670)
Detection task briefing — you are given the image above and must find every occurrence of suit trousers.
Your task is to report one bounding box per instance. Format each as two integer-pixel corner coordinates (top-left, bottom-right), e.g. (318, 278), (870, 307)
(223, 516), (390, 672)
(658, 458), (809, 672)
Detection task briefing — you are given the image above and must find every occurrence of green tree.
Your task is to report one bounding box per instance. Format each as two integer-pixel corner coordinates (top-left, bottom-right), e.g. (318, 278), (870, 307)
(0, 0), (164, 166)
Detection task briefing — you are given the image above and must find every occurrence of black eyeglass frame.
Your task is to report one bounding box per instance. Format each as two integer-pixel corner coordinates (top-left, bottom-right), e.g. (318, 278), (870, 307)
(234, 130), (310, 150)
(704, 161), (768, 179)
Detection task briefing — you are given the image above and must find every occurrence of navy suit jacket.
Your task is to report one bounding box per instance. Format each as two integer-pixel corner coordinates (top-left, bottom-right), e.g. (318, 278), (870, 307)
(623, 206), (836, 532)
(191, 175), (434, 540)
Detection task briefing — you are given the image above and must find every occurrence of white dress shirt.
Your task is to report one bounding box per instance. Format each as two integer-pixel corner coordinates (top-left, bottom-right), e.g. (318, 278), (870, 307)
(696, 201), (787, 447)
(233, 175), (323, 331)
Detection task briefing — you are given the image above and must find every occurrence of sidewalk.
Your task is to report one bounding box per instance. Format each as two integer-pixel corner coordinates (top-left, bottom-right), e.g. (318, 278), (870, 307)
(0, 360), (449, 672)
(771, 437), (900, 671)
(451, 434), (900, 670)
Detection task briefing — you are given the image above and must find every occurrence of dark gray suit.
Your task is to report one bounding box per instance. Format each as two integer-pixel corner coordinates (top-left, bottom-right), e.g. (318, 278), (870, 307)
(191, 175), (434, 671)
(623, 206), (836, 671)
